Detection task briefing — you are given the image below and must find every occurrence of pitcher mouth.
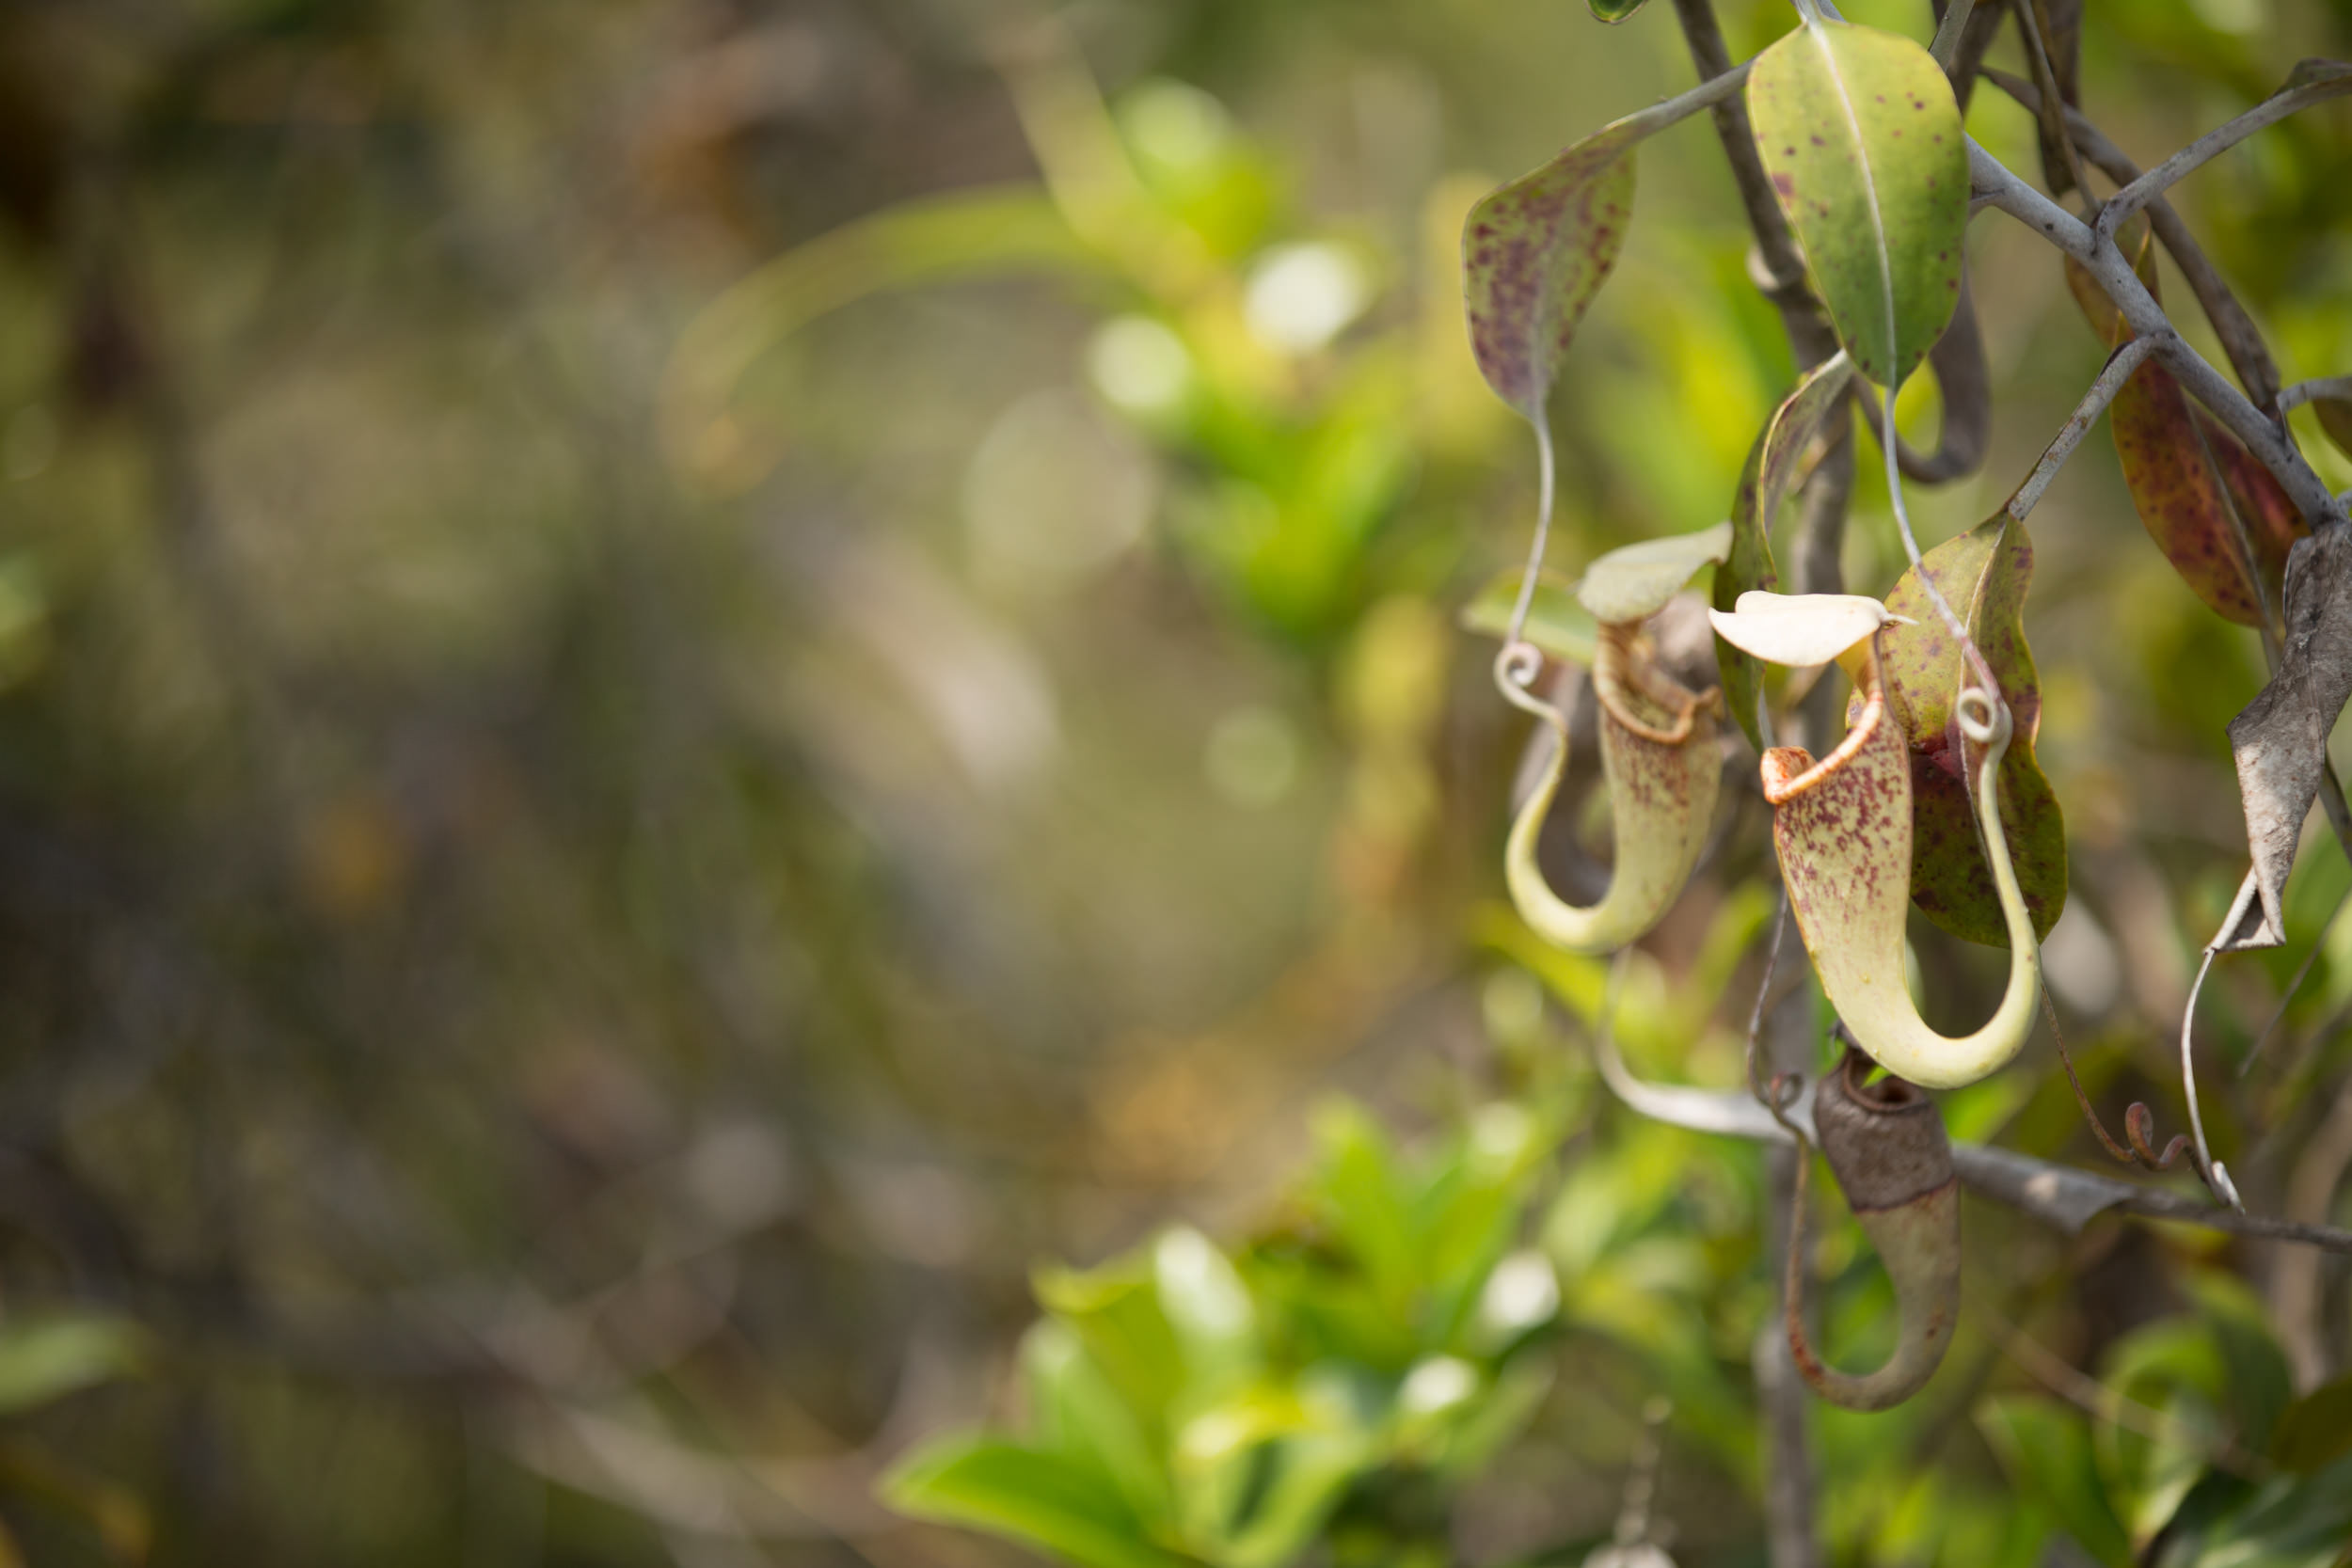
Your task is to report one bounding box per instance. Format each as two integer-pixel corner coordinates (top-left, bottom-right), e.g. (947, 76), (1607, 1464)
(1759, 633), (1889, 805)
(1594, 623), (1723, 746)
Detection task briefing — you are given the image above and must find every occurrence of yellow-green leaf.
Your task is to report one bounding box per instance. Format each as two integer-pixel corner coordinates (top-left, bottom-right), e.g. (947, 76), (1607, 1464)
(1746, 19), (1968, 388)
(882, 1437), (1198, 1568)
(1977, 1396), (2137, 1568)
(1574, 521), (1732, 625)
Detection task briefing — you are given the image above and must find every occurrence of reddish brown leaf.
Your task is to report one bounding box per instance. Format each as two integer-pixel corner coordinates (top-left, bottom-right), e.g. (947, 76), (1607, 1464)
(2198, 405), (2307, 603)
(2110, 356), (2298, 629)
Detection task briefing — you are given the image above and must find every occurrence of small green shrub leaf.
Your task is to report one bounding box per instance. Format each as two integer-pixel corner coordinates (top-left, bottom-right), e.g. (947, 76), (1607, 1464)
(1977, 1395), (2136, 1568)
(882, 1438), (1199, 1568)
(2272, 1377), (2352, 1473)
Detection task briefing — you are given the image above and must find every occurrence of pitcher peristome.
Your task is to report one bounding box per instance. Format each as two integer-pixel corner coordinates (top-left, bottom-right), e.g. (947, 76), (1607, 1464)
(1710, 592), (2042, 1090)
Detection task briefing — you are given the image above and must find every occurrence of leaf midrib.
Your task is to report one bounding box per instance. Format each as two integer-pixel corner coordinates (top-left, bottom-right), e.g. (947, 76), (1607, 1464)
(1805, 19), (1901, 384)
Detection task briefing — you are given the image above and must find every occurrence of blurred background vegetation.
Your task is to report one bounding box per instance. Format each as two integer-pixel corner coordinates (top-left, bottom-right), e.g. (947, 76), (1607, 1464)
(0, 0), (2349, 1562)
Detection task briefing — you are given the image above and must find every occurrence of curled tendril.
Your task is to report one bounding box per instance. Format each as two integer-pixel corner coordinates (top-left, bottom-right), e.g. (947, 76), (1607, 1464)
(1493, 640), (1551, 718)
(2042, 988), (2239, 1210)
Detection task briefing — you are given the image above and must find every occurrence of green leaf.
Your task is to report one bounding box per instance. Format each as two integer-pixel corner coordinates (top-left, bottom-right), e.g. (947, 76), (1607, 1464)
(1419, 1103), (1550, 1341)
(1170, 1372), (1381, 1566)
(1035, 1260), (1187, 1432)
(2181, 1273), (2293, 1453)
(1869, 515), (2066, 947)
(1712, 354), (1856, 748)
(1024, 1321), (1172, 1529)
(1745, 19), (1968, 388)
(1310, 1101), (1421, 1331)
(1587, 0), (1653, 20)
(1462, 122), (1639, 421)
(1461, 568), (1598, 667)
(2273, 1377), (2352, 1474)
(1977, 1395), (2136, 1568)
(0, 1316), (146, 1416)
(1152, 1229), (1260, 1386)
(2154, 1452), (2352, 1568)
(1174, 1386), (1375, 1568)
(882, 1437), (1200, 1568)
(2090, 1283), (2294, 1550)
(1574, 521), (1732, 625)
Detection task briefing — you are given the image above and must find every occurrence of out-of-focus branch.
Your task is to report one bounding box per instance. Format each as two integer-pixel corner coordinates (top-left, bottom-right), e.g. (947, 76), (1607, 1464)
(2273, 1079), (2352, 1388)
(1927, 0), (1977, 70)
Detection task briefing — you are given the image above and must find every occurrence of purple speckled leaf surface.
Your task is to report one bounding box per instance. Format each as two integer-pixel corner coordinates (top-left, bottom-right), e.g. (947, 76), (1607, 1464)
(1462, 129), (1638, 421)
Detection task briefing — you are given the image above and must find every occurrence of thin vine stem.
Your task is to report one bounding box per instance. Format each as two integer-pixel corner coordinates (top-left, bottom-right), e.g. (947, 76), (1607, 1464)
(2281, 375), (2352, 415)
(2006, 335), (2161, 522)
(1500, 420), (1558, 659)
(2100, 68), (2352, 239)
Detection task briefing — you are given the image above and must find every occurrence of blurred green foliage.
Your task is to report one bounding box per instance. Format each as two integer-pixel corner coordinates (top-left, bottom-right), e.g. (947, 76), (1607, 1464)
(888, 1101), (1561, 1568)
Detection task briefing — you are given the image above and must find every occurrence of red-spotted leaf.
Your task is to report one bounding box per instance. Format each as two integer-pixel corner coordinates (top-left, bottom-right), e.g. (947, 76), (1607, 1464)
(1863, 515), (2066, 947)
(2063, 216), (2306, 628)
(1713, 353), (1856, 748)
(1463, 131), (1637, 421)
(1746, 19), (1969, 389)
(2111, 357), (2300, 629)
(2200, 405), (2307, 600)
